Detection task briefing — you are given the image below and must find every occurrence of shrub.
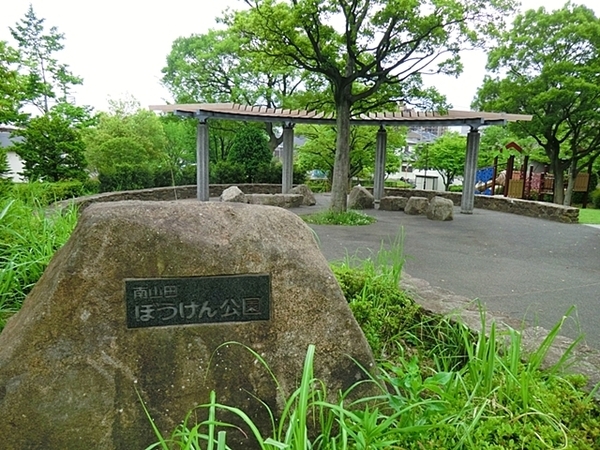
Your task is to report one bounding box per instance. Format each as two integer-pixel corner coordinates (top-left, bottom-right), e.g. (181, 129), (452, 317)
(227, 125), (272, 182)
(11, 181), (90, 206)
(591, 187), (600, 209)
(449, 185), (463, 192)
(306, 179), (330, 193)
(210, 160), (246, 184)
(98, 164), (155, 192)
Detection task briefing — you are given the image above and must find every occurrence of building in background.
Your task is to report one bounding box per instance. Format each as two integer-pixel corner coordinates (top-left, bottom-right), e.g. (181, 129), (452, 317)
(0, 126), (24, 182)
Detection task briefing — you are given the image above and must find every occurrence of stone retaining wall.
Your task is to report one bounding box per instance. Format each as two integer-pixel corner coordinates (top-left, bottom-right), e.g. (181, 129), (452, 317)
(55, 185), (580, 223)
(379, 188), (579, 223)
(54, 184), (285, 211)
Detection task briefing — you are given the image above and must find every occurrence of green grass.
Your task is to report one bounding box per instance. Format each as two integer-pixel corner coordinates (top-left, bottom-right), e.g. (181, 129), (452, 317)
(579, 207), (600, 224)
(0, 196), (78, 330)
(300, 209), (377, 226)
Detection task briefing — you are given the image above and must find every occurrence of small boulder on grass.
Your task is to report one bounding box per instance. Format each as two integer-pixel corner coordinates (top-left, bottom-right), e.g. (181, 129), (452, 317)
(290, 184), (316, 206)
(427, 196), (454, 221)
(348, 186), (374, 209)
(220, 186), (246, 203)
(404, 196), (429, 215)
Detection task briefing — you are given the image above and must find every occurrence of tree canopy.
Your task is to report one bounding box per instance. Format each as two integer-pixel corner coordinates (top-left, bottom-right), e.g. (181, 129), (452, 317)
(10, 4), (83, 115)
(12, 112), (87, 182)
(229, 0), (517, 211)
(83, 99), (167, 175)
(162, 26), (310, 151)
(473, 3), (600, 205)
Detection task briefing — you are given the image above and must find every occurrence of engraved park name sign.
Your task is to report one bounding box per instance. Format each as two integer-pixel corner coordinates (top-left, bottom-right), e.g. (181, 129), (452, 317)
(125, 274), (271, 329)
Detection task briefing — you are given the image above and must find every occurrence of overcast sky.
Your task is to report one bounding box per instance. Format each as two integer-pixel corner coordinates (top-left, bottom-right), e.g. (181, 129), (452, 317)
(1, 0), (599, 113)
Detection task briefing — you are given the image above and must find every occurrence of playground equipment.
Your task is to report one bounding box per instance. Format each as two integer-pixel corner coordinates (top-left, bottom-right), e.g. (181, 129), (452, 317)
(475, 142), (592, 203)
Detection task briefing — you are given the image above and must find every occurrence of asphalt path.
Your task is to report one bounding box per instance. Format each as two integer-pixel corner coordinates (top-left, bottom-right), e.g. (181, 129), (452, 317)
(291, 193), (600, 348)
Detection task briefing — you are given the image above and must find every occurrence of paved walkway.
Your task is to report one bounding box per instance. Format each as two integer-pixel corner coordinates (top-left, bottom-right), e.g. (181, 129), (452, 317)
(290, 193), (600, 348)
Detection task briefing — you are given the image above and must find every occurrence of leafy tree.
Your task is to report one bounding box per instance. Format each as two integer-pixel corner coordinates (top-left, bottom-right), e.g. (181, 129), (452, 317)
(473, 4), (600, 205)
(478, 126), (539, 168)
(162, 27), (308, 151)
(161, 116), (197, 186)
(413, 131), (466, 191)
(10, 4), (83, 114)
(0, 41), (25, 125)
(84, 99), (167, 175)
(12, 111), (87, 182)
(227, 124), (273, 182)
(296, 125), (404, 184)
(230, 0), (516, 211)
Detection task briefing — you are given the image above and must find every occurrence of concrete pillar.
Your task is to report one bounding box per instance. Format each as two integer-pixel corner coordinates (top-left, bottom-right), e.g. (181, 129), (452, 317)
(461, 128), (481, 214)
(373, 126), (387, 205)
(282, 123), (294, 194)
(196, 119), (210, 201)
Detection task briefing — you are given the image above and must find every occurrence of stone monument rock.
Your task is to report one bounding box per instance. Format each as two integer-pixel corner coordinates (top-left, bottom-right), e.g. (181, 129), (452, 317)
(0, 201), (375, 450)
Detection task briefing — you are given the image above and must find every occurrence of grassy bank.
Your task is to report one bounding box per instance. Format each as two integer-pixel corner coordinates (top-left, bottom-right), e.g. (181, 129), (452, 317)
(0, 189), (598, 449)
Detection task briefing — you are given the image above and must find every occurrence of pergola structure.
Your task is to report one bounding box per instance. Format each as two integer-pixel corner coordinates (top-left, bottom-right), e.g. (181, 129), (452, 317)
(150, 103), (532, 214)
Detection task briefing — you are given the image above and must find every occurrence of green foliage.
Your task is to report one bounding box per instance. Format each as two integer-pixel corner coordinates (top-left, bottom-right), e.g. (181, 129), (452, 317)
(590, 188), (600, 209)
(414, 131), (466, 190)
(98, 164), (156, 192)
(301, 210), (376, 226)
(10, 4), (83, 115)
(296, 125), (404, 184)
(230, 0), (517, 211)
(0, 197), (78, 329)
(161, 116), (196, 186)
(0, 41), (26, 125)
(84, 101), (167, 176)
(473, 3), (600, 205)
(0, 150), (12, 197)
(11, 180), (92, 206)
(478, 126), (539, 168)
(227, 125), (273, 182)
(210, 160), (246, 184)
(12, 112), (87, 182)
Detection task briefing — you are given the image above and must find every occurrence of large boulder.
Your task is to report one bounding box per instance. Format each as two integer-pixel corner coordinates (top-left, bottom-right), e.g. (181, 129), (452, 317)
(427, 196), (454, 221)
(379, 196), (408, 211)
(220, 185), (247, 203)
(348, 186), (374, 209)
(0, 201), (375, 450)
(290, 184), (316, 206)
(404, 196), (429, 215)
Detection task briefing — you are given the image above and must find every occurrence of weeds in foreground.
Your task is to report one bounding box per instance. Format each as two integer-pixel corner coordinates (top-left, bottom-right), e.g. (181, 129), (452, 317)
(300, 210), (376, 226)
(0, 197), (78, 329)
(145, 232), (600, 449)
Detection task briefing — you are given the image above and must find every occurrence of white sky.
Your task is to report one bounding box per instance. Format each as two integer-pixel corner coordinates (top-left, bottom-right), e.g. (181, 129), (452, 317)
(1, 0), (599, 113)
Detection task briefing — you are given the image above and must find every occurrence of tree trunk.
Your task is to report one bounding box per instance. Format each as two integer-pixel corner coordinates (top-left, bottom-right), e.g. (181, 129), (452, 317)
(553, 164), (565, 205)
(563, 158), (577, 206)
(330, 96), (351, 213)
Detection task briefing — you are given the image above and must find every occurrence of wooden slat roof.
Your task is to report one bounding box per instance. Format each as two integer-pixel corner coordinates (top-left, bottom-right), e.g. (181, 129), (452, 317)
(149, 103), (532, 127)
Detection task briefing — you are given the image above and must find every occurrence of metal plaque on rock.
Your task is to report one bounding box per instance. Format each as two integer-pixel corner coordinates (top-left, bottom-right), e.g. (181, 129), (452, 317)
(125, 274), (271, 329)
